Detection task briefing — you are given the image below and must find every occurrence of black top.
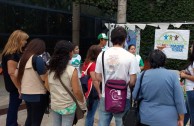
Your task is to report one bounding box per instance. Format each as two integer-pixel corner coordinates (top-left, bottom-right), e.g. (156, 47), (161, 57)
(2, 52), (21, 93)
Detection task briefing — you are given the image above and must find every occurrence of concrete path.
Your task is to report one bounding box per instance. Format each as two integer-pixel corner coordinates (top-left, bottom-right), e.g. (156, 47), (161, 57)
(0, 109), (115, 126)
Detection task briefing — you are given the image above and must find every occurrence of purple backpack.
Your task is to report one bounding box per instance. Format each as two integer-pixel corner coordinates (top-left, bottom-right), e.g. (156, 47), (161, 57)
(105, 79), (127, 113)
(102, 51), (127, 113)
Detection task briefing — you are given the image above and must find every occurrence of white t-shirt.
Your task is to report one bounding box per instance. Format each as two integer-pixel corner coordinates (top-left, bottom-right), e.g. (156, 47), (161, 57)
(70, 54), (81, 78)
(135, 55), (141, 64)
(102, 45), (109, 51)
(95, 47), (139, 98)
(185, 62), (194, 91)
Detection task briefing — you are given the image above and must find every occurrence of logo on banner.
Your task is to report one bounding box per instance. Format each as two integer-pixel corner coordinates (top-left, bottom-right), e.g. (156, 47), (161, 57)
(156, 31), (187, 52)
(155, 30), (190, 60)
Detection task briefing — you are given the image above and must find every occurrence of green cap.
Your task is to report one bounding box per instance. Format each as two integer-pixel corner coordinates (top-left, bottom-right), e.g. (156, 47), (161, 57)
(97, 33), (108, 40)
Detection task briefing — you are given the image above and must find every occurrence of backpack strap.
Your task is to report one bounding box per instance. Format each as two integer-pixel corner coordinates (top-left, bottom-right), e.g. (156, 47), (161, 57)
(82, 62), (93, 75)
(32, 55), (37, 71)
(102, 51), (105, 83)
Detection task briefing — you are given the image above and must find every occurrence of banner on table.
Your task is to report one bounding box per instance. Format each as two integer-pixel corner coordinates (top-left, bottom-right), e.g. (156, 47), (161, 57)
(154, 29), (190, 60)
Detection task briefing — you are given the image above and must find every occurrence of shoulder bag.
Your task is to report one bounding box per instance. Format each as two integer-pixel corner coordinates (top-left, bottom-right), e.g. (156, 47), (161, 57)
(59, 78), (85, 125)
(80, 62), (93, 93)
(122, 70), (146, 126)
(102, 51), (128, 113)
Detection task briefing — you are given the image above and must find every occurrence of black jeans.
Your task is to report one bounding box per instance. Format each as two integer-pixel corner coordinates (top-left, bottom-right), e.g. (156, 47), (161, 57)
(25, 95), (47, 126)
(6, 92), (22, 126)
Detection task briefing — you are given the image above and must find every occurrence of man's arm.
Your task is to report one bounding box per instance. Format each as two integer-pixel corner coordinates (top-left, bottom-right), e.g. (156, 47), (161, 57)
(128, 74), (137, 88)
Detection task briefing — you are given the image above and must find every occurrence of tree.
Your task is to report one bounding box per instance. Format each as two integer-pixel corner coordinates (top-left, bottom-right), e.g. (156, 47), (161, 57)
(72, 2), (80, 45)
(117, 0), (127, 23)
(72, 0), (117, 45)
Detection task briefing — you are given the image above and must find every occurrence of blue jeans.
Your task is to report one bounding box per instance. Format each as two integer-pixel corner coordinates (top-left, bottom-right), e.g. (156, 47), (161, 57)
(51, 110), (75, 126)
(85, 99), (99, 126)
(98, 98), (130, 126)
(6, 92), (22, 126)
(184, 98), (190, 126)
(185, 91), (194, 126)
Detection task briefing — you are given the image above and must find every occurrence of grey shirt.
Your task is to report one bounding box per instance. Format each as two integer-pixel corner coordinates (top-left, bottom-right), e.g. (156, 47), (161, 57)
(133, 68), (186, 126)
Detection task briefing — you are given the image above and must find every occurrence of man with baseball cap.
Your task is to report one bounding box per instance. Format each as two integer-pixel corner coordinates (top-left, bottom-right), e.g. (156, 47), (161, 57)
(97, 33), (109, 51)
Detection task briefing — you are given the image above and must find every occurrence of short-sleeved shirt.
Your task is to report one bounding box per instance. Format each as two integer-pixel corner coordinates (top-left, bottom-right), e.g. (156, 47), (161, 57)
(95, 47), (139, 98)
(135, 54), (144, 67)
(82, 62), (96, 76)
(70, 54), (81, 77)
(2, 52), (21, 93)
(101, 46), (109, 52)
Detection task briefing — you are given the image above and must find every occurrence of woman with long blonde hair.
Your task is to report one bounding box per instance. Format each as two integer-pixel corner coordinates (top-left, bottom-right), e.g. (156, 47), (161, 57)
(1, 30), (29, 126)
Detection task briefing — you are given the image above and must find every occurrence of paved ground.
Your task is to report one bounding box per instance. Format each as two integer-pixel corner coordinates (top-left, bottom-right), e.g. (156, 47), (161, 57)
(0, 107), (116, 126)
(0, 109), (93, 126)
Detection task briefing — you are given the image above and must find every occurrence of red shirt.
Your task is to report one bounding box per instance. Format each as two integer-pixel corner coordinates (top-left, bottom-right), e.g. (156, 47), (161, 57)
(82, 62), (96, 98)
(82, 62), (96, 76)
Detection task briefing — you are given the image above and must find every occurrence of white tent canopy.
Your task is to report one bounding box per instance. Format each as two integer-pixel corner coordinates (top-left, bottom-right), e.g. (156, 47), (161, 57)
(105, 22), (194, 30)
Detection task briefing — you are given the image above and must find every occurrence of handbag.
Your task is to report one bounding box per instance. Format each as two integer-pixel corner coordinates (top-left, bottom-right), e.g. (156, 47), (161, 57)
(80, 62), (93, 93)
(59, 78), (85, 125)
(102, 51), (127, 113)
(122, 70), (146, 126)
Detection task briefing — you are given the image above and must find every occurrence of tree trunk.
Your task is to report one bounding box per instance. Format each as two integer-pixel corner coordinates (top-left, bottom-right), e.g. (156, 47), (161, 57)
(117, 0), (127, 23)
(72, 2), (80, 45)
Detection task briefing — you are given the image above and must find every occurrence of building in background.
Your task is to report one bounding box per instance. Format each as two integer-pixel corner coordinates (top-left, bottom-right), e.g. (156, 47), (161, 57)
(0, 0), (115, 59)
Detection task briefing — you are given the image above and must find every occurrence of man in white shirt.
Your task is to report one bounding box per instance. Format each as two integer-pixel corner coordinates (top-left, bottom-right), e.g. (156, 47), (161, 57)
(95, 26), (138, 126)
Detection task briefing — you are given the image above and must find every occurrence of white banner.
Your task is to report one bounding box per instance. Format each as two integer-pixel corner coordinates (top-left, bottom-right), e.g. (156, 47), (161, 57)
(154, 29), (190, 60)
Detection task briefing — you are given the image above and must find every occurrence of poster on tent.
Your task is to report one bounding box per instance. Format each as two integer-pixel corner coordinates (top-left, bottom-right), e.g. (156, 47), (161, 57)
(126, 28), (141, 54)
(126, 28), (140, 54)
(154, 29), (190, 60)
(105, 23), (141, 53)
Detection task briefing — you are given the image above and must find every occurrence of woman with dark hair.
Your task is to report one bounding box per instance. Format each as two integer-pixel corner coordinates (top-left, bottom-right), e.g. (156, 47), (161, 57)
(17, 38), (47, 126)
(1, 29), (29, 126)
(48, 40), (86, 126)
(128, 44), (144, 72)
(133, 49), (186, 126)
(70, 44), (82, 78)
(82, 45), (102, 126)
(180, 42), (194, 126)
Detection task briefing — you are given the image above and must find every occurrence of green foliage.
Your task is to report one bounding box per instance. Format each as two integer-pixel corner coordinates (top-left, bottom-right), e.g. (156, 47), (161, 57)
(73, 0), (117, 16)
(127, 0), (194, 70)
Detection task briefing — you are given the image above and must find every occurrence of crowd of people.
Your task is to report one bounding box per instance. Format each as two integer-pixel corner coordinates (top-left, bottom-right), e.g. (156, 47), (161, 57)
(1, 27), (192, 126)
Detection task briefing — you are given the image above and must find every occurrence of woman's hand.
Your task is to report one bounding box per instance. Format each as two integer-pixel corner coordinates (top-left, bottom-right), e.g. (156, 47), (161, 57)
(180, 71), (187, 78)
(178, 114), (184, 126)
(178, 120), (183, 126)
